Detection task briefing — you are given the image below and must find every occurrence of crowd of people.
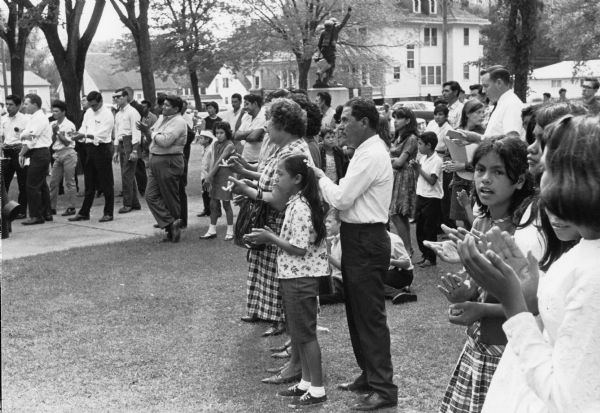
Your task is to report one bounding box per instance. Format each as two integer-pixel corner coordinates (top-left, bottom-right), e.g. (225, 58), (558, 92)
(1, 66), (600, 411)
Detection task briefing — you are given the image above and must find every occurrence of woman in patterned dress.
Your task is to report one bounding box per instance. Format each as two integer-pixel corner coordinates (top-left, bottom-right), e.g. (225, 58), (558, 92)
(389, 107), (419, 256)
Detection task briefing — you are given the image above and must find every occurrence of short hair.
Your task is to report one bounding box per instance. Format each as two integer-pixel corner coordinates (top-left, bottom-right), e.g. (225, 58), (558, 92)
(269, 98), (307, 137)
(433, 98), (448, 107)
(86, 91), (103, 103)
(205, 101), (219, 112)
(469, 84), (483, 93)
(543, 92), (551, 98)
(419, 131), (438, 150)
(536, 101), (587, 130)
(433, 104), (449, 117)
(118, 88), (129, 97)
(231, 93), (242, 101)
(558, 88), (567, 93)
(583, 77), (600, 89)
(156, 92), (167, 106)
(319, 126), (335, 138)
(265, 89), (290, 103)
(326, 207), (340, 223)
(542, 115), (600, 231)
(141, 100), (152, 108)
(24, 93), (42, 108)
(122, 86), (134, 99)
(481, 65), (511, 84)
(290, 93), (322, 137)
(51, 100), (67, 112)
(344, 97), (379, 130)
(164, 95), (184, 112)
(244, 94), (263, 108)
(5, 94), (21, 106)
(317, 91), (332, 107)
(443, 81), (461, 94)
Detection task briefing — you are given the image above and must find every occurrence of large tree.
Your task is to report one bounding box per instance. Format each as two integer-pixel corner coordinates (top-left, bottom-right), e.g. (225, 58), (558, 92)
(0, 0), (37, 97)
(109, 0), (156, 104)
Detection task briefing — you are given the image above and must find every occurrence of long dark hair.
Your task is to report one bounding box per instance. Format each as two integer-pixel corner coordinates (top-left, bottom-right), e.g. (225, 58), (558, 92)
(213, 121), (233, 140)
(282, 155), (327, 245)
(392, 107), (418, 140)
(459, 99), (484, 130)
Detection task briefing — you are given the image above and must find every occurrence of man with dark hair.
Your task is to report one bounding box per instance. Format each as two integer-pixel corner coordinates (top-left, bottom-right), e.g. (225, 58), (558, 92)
(202, 101), (222, 133)
(316, 91), (335, 128)
(122, 86), (148, 196)
(153, 93), (167, 116)
(1, 94), (29, 218)
(18, 94), (53, 225)
(313, 97), (398, 411)
(234, 94), (266, 164)
(581, 77), (600, 114)
(69, 91), (115, 223)
(469, 84), (484, 102)
(558, 88), (568, 102)
(543, 92), (552, 103)
(49, 100), (78, 216)
(442, 80), (463, 128)
(222, 93), (243, 132)
(112, 88), (142, 214)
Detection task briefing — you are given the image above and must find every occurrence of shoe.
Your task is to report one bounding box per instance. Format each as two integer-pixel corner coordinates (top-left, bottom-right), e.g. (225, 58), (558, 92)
(61, 208), (76, 216)
(224, 233), (234, 241)
(99, 215), (114, 222)
(418, 259), (436, 268)
(68, 214), (89, 222)
(118, 206), (133, 214)
(50, 208), (57, 215)
(351, 392), (397, 411)
(132, 205), (141, 210)
(197, 211), (209, 217)
(337, 381), (371, 394)
(392, 292), (418, 305)
(263, 322), (285, 337)
(269, 339), (292, 352)
(21, 217), (45, 225)
(153, 224), (160, 228)
(277, 384), (307, 398)
(240, 315), (259, 323)
(266, 361), (289, 373)
(288, 392), (327, 409)
(200, 232), (217, 239)
(13, 213), (26, 220)
(171, 219), (182, 242)
(44, 215), (53, 222)
(271, 347), (292, 359)
(261, 371), (302, 384)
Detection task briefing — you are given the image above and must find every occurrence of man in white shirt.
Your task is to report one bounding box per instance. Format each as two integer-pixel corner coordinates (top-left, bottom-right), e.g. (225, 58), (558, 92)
(18, 93), (53, 225)
(112, 88), (142, 214)
(234, 94), (266, 164)
(221, 93), (244, 131)
(317, 91), (335, 129)
(313, 98), (398, 411)
(442, 81), (464, 128)
(1, 94), (29, 219)
(48, 100), (78, 217)
(68, 91), (115, 223)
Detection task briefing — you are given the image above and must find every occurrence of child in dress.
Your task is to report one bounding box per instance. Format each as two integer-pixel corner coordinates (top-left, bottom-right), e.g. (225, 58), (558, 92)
(439, 136), (534, 413)
(245, 154), (329, 409)
(201, 121), (236, 240)
(196, 130), (214, 217)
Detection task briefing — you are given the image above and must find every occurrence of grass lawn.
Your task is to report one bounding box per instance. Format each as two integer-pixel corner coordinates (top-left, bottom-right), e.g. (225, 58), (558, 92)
(2, 230), (466, 412)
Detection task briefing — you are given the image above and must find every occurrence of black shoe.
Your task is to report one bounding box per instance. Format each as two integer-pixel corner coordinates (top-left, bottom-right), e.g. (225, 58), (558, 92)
(277, 384), (307, 398)
(118, 206), (133, 214)
(197, 211), (209, 217)
(261, 371), (302, 385)
(240, 315), (259, 323)
(131, 205), (141, 210)
(288, 392), (327, 409)
(392, 292), (418, 305)
(44, 215), (53, 222)
(21, 217), (45, 225)
(99, 215), (113, 222)
(337, 381), (371, 394)
(61, 208), (76, 216)
(350, 392), (397, 411)
(68, 214), (90, 222)
(50, 209), (57, 215)
(263, 322), (285, 337)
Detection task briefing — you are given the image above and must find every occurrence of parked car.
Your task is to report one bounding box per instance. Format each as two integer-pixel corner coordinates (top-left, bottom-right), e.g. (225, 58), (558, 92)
(391, 100), (435, 122)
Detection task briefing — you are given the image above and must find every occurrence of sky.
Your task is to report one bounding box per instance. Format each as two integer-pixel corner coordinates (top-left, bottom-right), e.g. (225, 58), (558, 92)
(83, 2), (128, 42)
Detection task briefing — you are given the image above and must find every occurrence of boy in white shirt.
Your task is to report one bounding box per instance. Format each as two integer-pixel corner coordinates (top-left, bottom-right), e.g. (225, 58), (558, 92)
(410, 131), (443, 268)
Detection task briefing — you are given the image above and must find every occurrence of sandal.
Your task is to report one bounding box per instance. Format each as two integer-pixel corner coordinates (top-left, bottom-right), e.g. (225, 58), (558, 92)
(271, 347), (292, 359)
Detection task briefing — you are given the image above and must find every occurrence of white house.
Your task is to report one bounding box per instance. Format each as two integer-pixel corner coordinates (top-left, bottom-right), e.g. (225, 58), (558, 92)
(529, 60), (600, 102)
(204, 66), (251, 109)
(1, 71), (52, 109)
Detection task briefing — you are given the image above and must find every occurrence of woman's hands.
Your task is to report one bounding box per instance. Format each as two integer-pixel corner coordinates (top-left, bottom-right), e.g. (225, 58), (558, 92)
(448, 301), (486, 326)
(456, 189), (471, 210)
(438, 272), (478, 303)
(424, 240), (461, 264)
(244, 226), (275, 245)
(443, 160), (465, 173)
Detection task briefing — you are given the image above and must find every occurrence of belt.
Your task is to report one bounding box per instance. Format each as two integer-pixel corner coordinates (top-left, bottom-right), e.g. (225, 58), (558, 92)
(150, 152), (183, 156)
(2, 144), (22, 150)
(85, 142), (111, 146)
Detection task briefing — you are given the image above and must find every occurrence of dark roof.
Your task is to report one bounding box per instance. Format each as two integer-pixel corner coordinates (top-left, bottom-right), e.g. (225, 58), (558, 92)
(85, 53), (179, 91)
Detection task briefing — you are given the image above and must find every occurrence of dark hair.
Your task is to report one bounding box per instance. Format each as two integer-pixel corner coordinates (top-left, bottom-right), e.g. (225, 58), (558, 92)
(469, 84), (483, 93)
(536, 205), (578, 272)
(86, 91), (103, 103)
(156, 93), (167, 106)
(141, 100), (152, 108)
(392, 107), (418, 140)
(558, 88), (566, 93)
(265, 89), (290, 103)
(290, 93), (322, 137)
(117, 88), (129, 98)
(344, 97), (379, 130)
(472, 136), (534, 222)
(206, 101), (219, 112)
(6, 94), (21, 106)
(333, 105), (344, 124)
(419, 131), (438, 150)
(24, 93), (42, 108)
(377, 115), (391, 147)
(51, 100), (67, 112)
(459, 99), (484, 129)
(319, 126), (334, 139)
(541, 115), (600, 232)
(583, 77), (600, 89)
(122, 86), (134, 99)
(433, 98), (448, 106)
(244, 94), (263, 107)
(282, 154), (327, 246)
(443, 81), (461, 95)
(231, 93), (242, 101)
(433, 104), (449, 117)
(164, 95), (184, 112)
(317, 91), (332, 107)
(543, 92), (551, 98)
(269, 98), (306, 137)
(481, 65), (511, 84)
(213, 121), (233, 140)
(536, 101), (587, 130)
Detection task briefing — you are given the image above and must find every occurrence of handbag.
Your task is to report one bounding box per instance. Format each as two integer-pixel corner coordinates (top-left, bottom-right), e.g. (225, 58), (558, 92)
(233, 191), (269, 251)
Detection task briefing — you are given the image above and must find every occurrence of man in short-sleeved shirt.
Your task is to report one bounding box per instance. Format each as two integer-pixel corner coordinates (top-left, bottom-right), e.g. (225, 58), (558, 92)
(482, 66), (524, 139)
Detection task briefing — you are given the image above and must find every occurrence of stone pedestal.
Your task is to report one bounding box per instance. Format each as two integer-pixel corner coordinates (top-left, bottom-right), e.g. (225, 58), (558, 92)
(307, 87), (350, 108)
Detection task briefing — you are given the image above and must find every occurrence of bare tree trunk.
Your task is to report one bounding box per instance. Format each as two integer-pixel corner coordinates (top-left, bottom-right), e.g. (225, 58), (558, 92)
(297, 57), (312, 90)
(9, 47), (26, 97)
(134, 34), (157, 105)
(189, 68), (201, 109)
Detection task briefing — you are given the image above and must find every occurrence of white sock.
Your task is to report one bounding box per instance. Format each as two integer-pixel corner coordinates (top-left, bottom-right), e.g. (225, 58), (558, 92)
(208, 224), (216, 234)
(308, 385), (325, 397)
(297, 379), (311, 391)
(226, 225), (234, 235)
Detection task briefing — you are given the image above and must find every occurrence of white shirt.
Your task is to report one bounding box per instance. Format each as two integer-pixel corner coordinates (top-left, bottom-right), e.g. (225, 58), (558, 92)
(319, 134), (393, 224)
(416, 152), (443, 198)
(221, 108), (243, 130)
(447, 100), (464, 129)
(79, 106), (114, 144)
(51, 118), (77, 151)
(21, 109), (52, 149)
(484, 90), (524, 139)
(114, 104), (141, 146)
(321, 106), (335, 129)
(483, 238), (600, 413)
(389, 231), (413, 271)
(425, 119), (453, 152)
(1, 112), (29, 146)
(238, 108), (267, 163)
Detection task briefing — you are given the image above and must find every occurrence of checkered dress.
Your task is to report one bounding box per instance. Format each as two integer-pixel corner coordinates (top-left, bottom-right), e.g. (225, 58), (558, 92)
(245, 139), (312, 322)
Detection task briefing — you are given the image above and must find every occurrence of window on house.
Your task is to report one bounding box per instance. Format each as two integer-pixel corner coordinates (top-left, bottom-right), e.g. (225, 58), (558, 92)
(254, 75), (260, 89)
(223, 78), (229, 88)
(424, 27), (437, 46)
(225, 97), (229, 104)
(407, 45), (415, 68)
(361, 65), (370, 85)
(290, 70), (297, 87)
(28, 89), (38, 94)
(551, 79), (562, 88)
(137, 93), (142, 100)
(393, 66), (401, 80)
(420, 65), (442, 85)
(429, 0), (437, 14)
(464, 28), (470, 46)
(413, 0), (421, 13)
(215, 81), (219, 93)
(463, 63), (470, 80)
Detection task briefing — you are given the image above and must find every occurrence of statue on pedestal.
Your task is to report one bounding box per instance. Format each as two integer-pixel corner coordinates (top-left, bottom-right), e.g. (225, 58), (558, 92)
(314, 7), (352, 88)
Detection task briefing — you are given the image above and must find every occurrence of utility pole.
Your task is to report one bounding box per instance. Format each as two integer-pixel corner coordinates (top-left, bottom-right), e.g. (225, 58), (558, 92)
(0, 40), (8, 101)
(442, 0), (448, 83)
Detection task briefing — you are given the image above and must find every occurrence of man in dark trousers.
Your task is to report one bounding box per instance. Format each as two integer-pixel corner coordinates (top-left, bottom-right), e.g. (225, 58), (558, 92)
(313, 97), (398, 411)
(123, 86), (148, 196)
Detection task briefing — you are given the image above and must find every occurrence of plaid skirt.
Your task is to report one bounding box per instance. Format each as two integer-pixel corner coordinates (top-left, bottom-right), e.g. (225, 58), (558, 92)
(439, 330), (504, 413)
